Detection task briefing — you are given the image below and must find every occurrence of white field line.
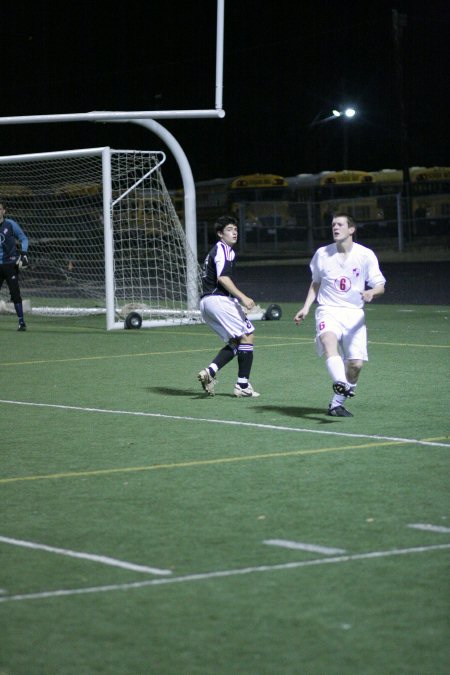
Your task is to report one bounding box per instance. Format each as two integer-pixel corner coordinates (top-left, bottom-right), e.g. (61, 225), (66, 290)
(1, 544), (449, 604)
(1, 399), (449, 448)
(264, 540), (346, 555)
(408, 523), (450, 533)
(0, 536), (171, 576)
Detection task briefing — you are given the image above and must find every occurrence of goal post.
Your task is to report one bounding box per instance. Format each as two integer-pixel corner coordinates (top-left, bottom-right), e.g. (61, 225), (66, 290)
(0, 147), (202, 329)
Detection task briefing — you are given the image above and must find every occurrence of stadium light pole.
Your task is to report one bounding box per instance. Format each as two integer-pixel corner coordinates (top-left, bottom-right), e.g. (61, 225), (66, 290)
(332, 108), (357, 170)
(309, 107), (357, 169)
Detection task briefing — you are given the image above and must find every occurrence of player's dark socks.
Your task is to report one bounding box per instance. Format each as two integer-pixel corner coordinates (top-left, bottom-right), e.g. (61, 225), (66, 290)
(212, 344), (236, 371)
(14, 302), (25, 323)
(237, 344), (254, 378)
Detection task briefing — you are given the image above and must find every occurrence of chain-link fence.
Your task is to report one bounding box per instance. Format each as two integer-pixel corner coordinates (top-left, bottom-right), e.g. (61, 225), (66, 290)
(197, 193), (449, 258)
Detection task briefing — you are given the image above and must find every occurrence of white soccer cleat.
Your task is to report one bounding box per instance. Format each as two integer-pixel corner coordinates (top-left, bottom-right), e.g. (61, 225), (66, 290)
(198, 368), (217, 396)
(234, 383), (260, 398)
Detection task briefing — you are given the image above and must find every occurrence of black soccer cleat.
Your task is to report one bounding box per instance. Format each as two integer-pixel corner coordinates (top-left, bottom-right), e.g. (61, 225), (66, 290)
(328, 404), (353, 417)
(18, 323), (27, 331)
(332, 380), (355, 397)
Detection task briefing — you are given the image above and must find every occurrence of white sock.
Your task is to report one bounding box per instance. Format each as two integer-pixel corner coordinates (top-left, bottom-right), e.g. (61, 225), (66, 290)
(326, 355), (347, 384)
(330, 393), (346, 408)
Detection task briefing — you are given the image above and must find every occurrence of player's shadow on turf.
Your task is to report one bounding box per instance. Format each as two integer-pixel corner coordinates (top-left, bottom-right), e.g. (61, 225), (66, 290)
(148, 386), (237, 399)
(149, 386), (258, 400)
(257, 404), (336, 423)
(148, 389), (340, 421)
(147, 386), (243, 399)
(147, 386), (197, 396)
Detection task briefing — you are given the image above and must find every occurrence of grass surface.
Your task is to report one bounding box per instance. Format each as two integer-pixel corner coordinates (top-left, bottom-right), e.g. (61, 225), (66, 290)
(1, 303), (449, 674)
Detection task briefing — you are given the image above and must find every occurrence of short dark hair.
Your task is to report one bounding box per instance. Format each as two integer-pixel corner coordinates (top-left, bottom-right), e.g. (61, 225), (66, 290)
(332, 212), (357, 232)
(215, 215), (238, 234)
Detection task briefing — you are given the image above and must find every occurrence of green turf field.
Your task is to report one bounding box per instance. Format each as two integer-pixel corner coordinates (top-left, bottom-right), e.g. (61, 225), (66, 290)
(1, 303), (449, 674)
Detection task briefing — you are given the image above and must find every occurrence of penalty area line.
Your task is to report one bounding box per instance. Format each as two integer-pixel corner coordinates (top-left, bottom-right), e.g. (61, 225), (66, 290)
(1, 543), (449, 603)
(0, 399), (449, 448)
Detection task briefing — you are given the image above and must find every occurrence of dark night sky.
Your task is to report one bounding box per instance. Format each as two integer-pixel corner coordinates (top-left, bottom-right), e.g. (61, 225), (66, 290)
(2, 0), (449, 188)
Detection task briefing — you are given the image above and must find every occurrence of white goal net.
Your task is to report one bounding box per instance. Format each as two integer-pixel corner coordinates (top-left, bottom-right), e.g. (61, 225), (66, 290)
(0, 147), (202, 329)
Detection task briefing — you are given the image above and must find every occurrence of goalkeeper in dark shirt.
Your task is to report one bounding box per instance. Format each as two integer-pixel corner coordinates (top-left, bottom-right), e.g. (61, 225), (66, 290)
(0, 201), (29, 330)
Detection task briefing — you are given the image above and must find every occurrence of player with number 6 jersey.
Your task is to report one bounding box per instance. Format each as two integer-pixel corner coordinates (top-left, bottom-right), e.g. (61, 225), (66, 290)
(294, 212), (386, 417)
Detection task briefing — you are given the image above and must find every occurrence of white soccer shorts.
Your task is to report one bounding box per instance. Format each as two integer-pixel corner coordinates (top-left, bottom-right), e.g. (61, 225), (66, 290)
(314, 305), (368, 361)
(200, 295), (255, 342)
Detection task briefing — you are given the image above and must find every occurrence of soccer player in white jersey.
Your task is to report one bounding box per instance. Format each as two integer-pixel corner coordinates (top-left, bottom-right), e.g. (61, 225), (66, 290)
(197, 215), (260, 398)
(294, 212), (386, 417)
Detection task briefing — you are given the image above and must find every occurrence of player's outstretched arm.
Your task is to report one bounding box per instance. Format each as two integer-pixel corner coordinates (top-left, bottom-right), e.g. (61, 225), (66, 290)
(294, 307), (308, 324)
(294, 281), (319, 325)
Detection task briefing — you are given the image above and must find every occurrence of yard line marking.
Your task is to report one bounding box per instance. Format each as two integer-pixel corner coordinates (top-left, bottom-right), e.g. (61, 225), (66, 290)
(0, 340), (310, 367)
(1, 335), (448, 367)
(264, 540), (346, 555)
(0, 544), (448, 603)
(1, 399), (449, 449)
(0, 536), (172, 576)
(0, 440), (413, 484)
(0, 348), (217, 367)
(369, 341), (449, 349)
(407, 523), (450, 534)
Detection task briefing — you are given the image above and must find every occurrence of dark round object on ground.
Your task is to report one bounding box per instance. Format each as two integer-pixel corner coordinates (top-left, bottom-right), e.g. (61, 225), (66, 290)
(125, 311), (142, 329)
(264, 303), (282, 320)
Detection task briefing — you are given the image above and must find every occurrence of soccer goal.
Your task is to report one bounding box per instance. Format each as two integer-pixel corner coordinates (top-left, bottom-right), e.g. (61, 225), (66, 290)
(0, 147), (202, 329)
